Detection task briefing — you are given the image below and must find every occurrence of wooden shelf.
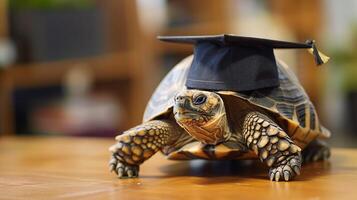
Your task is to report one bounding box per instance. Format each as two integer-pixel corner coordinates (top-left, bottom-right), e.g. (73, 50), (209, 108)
(162, 22), (225, 36)
(0, 0), (153, 135)
(156, 22), (226, 55)
(156, 22), (225, 54)
(0, 51), (143, 135)
(3, 52), (135, 88)
(0, 0), (232, 135)
(0, 0), (7, 38)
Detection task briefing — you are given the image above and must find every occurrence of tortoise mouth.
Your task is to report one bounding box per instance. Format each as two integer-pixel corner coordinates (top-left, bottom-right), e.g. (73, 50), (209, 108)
(174, 110), (212, 128)
(173, 106), (212, 122)
(174, 110), (209, 122)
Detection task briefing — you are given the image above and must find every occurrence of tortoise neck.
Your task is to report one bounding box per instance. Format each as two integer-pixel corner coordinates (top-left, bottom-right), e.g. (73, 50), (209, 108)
(181, 107), (232, 145)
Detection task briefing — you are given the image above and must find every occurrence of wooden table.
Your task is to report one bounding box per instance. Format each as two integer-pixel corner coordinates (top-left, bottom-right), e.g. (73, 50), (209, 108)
(0, 137), (356, 200)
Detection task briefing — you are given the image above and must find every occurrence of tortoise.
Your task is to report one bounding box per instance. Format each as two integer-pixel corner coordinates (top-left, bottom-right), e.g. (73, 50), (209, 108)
(109, 54), (330, 181)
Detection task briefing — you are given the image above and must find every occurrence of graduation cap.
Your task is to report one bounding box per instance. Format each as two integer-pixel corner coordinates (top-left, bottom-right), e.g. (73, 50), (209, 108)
(158, 34), (329, 92)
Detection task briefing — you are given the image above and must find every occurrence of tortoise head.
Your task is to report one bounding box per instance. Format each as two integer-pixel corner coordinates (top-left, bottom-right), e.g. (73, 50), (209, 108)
(173, 89), (231, 145)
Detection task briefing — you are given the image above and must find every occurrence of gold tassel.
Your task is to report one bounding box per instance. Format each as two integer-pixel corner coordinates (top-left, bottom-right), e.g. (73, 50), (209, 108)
(306, 40), (330, 65)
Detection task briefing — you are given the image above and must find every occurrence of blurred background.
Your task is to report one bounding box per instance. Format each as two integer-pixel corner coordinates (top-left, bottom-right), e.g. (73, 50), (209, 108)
(0, 0), (356, 147)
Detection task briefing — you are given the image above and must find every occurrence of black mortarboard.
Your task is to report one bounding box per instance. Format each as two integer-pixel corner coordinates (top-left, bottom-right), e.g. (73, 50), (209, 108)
(158, 34), (329, 92)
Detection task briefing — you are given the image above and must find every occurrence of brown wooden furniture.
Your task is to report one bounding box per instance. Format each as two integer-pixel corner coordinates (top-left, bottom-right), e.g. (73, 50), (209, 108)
(0, 136), (356, 200)
(270, 0), (326, 110)
(0, 0), (231, 135)
(153, 0), (231, 59)
(0, 0), (155, 135)
(0, 0), (327, 136)
(0, 0), (7, 38)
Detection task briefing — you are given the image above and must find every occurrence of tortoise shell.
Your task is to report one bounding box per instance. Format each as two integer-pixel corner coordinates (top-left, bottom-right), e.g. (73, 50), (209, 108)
(143, 55), (330, 160)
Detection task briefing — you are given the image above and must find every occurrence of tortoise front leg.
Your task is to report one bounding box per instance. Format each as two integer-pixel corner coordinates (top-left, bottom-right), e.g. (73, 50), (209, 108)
(243, 112), (302, 181)
(109, 120), (180, 178)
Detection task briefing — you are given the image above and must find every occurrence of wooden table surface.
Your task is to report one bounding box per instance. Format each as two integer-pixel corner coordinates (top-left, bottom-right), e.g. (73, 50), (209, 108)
(0, 137), (356, 200)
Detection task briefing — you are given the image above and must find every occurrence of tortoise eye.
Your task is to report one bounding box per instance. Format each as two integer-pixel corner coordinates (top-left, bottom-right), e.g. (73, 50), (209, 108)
(193, 94), (207, 105)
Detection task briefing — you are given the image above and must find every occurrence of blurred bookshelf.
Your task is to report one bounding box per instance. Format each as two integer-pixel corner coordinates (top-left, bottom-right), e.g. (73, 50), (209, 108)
(269, 0), (325, 107)
(0, 0), (230, 136)
(0, 0), (7, 38)
(0, 0), (152, 136)
(153, 0), (231, 82)
(0, 0), (326, 137)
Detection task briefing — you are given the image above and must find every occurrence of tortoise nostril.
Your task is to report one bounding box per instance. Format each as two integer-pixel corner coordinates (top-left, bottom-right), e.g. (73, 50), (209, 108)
(175, 95), (185, 102)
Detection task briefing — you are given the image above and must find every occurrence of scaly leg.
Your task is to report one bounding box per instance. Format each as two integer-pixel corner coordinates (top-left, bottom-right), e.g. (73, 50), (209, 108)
(109, 120), (180, 178)
(243, 112), (302, 181)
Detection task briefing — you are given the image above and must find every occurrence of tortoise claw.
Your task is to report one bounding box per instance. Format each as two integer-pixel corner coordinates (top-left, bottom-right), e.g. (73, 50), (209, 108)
(115, 162), (139, 179)
(274, 171), (281, 181)
(109, 157), (118, 173)
(283, 171), (291, 181)
(270, 172), (275, 181)
(268, 154), (301, 182)
(109, 154), (140, 178)
(293, 165), (300, 175)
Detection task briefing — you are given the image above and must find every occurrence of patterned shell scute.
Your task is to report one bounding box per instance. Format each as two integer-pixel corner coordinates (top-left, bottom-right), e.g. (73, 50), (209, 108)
(143, 56), (192, 122)
(245, 62), (310, 122)
(222, 60), (330, 148)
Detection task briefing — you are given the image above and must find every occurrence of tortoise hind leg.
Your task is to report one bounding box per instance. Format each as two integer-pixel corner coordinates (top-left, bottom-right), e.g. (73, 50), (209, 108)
(109, 120), (181, 178)
(302, 139), (330, 163)
(243, 112), (302, 181)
